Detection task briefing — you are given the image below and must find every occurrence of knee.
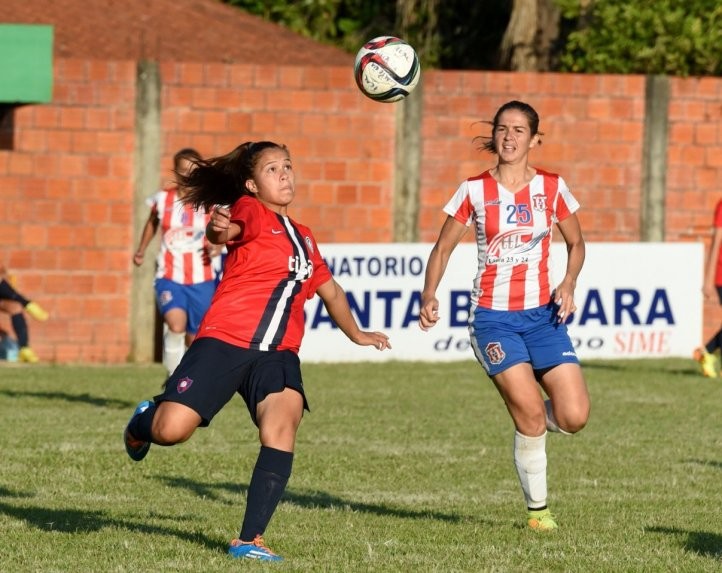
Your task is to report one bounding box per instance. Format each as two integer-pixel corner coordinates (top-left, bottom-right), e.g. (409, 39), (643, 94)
(558, 405), (590, 434)
(152, 416), (196, 445)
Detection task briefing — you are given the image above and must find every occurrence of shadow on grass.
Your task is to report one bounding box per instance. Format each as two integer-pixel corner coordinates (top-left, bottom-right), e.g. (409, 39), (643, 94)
(648, 526), (722, 559)
(582, 361), (699, 377)
(158, 475), (461, 523)
(685, 459), (722, 471)
(0, 499), (226, 553)
(0, 389), (133, 409)
(0, 486), (33, 498)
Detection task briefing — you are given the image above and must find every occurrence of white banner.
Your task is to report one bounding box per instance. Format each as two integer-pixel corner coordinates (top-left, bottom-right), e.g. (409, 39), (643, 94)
(299, 243), (703, 363)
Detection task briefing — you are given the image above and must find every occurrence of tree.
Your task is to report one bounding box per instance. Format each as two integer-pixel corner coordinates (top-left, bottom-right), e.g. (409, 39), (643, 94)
(222, 0), (513, 71)
(499, 0), (561, 71)
(556, 0), (722, 76)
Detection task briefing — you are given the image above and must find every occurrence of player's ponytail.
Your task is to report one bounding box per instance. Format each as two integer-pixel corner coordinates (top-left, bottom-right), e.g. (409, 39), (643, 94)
(180, 141), (288, 211)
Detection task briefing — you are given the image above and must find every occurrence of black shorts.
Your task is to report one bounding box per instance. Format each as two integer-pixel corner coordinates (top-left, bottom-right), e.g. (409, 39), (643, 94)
(154, 337), (309, 427)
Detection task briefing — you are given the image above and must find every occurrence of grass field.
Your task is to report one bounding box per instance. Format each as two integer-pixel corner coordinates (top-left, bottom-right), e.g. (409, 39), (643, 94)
(1, 358), (721, 572)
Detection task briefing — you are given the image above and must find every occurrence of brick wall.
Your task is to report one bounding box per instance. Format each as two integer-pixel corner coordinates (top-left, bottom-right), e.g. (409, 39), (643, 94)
(1, 58), (720, 363)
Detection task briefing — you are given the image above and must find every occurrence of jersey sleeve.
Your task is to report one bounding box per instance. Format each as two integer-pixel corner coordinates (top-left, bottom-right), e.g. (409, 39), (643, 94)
(146, 191), (162, 216)
(228, 196), (260, 244)
(442, 180), (475, 226)
(552, 176), (580, 223)
(306, 238), (333, 298)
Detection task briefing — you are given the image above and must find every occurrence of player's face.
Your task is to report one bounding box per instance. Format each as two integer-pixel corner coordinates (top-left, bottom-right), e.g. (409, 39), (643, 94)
(248, 148), (295, 213)
(175, 158), (196, 196)
(493, 109), (539, 163)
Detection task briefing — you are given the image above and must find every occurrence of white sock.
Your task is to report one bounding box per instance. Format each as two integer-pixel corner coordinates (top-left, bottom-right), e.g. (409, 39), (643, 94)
(163, 330), (185, 375)
(545, 399), (572, 435)
(513, 430), (548, 510)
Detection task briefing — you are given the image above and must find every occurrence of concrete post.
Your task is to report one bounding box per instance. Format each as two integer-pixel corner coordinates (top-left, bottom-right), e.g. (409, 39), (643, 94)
(394, 82), (423, 242)
(130, 60), (161, 363)
(641, 75), (669, 242)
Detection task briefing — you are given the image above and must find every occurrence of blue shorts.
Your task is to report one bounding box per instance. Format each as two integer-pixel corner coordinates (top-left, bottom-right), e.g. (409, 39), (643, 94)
(154, 278), (216, 335)
(469, 301), (579, 377)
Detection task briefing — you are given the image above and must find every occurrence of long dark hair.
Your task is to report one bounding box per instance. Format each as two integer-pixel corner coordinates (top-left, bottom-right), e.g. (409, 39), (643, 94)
(173, 147), (202, 171)
(473, 100), (543, 154)
(180, 141), (288, 211)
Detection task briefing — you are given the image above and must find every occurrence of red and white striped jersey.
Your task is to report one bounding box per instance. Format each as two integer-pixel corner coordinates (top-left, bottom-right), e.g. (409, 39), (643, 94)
(444, 168), (579, 311)
(195, 196), (333, 354)
(148, 187), (215, 285)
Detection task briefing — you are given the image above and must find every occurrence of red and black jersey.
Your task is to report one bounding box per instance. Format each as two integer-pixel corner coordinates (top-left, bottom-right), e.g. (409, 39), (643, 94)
(195, 196), (332, 353)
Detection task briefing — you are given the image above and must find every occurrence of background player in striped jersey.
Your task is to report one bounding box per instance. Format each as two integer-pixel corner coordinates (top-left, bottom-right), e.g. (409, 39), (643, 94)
(132, 148), (221, 376)
(123, 141), (391, 561)
(419, 101), (590, 531)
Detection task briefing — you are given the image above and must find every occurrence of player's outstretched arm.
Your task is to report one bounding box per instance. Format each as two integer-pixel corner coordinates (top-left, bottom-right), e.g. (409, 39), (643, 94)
(419, 216), (466, 331)
(206, 206), (241, 245)
(317, 278), (391, 351)
(133, 212), (160, 267)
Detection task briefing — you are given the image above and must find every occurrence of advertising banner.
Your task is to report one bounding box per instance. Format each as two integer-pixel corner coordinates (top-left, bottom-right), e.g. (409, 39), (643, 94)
(299, 243), (703, 363)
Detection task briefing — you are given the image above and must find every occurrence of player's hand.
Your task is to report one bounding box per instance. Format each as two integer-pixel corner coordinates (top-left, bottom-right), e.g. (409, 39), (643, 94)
(356, 331), (391, 351)
(554, 283), (577, 323)
(418, 296), (440, 331)
(703, 283), (716, 301)
(133, 252), (144, 267)
(210, 206), (231, 234)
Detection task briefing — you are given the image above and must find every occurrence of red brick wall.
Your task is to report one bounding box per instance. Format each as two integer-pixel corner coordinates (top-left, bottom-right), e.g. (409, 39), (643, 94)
(0, 59), (137, 362)
(1, 58), (720, 363)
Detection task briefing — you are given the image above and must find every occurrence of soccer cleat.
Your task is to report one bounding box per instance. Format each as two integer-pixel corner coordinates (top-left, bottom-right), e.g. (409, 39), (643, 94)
(228, 535), (283, 561)
(693, 348), (718, 378)
(25, 301), (49, 322)
(124, 400), (153, 461)
(527, 508), (558, 531)
(18, 347), (39, 363)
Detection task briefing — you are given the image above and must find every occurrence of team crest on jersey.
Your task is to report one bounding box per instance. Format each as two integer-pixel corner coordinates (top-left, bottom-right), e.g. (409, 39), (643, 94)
(177, 377), (193, 393)
(305, 236), (314, 255)
(159, 290), (173, 305)
(485, 342), (506, 365)
(531, 193), (547, 212)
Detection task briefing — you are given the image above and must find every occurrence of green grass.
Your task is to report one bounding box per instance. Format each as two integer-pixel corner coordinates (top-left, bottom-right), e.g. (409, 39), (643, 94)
(1, 358), (721, 572)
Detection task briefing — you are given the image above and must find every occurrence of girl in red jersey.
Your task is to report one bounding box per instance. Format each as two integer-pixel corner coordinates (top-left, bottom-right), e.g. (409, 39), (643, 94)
(123, 141), (391, 561)
(419, 101), (590, 531)
(133, 148), (221, 376)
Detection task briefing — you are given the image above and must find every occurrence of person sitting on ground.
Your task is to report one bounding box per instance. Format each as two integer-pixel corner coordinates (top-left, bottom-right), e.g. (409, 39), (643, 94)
(0, 265), (49, 363)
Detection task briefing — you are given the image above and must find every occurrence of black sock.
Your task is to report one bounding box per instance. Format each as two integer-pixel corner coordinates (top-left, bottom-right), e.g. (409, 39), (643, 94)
(0, 280), (29, 306)
(127, 404), (156, 442)
(239, 446), (294, 541)
(708, 330), (722, 354)
(10, 313), (28, 347)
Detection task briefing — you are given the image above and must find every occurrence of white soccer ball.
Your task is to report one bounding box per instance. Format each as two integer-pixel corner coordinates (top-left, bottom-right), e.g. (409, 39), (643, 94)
(354, 36), (421, 103)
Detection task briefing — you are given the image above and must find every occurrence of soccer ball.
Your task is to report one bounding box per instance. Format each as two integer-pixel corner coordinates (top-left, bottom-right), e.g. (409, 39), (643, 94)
(354, 36), (421, 103)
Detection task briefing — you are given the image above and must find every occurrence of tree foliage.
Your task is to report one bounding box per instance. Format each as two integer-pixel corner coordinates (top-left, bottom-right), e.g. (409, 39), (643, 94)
(224, 0), (722, 76)
(223, 0), (511, 70)
(556, 0), (722, 76)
